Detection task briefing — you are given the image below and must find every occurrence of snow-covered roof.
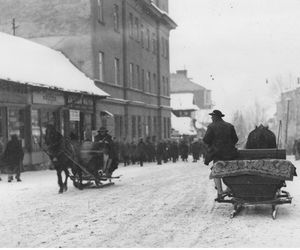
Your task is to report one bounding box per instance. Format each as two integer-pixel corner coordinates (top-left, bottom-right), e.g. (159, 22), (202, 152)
(171, 93), (199, 111)
(171, 113), (197, 136)
(0, 32), (109, 97)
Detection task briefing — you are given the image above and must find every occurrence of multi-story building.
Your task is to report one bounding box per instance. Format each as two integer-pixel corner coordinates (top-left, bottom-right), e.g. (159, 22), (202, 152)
(0, 0), (176, 142)
(170, 69), (213, 137)
(276, 87), (300, 153)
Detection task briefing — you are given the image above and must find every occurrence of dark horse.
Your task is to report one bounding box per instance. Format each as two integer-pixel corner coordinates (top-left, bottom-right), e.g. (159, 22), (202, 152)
(245, 124), (277, 149)
(45, 124), (79, 193)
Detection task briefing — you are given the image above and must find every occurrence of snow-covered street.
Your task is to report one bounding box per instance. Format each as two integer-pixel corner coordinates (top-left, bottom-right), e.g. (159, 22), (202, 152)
(0, 157), (300, 248)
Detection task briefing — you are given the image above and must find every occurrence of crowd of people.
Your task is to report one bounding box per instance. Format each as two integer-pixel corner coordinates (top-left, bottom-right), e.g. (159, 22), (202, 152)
(112, 136), (207, 167)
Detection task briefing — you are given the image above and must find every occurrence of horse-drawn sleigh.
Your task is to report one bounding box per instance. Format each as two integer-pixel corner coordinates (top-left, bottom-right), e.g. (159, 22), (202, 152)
(38, 124), (120, 193)
(211, 125), (297, 219)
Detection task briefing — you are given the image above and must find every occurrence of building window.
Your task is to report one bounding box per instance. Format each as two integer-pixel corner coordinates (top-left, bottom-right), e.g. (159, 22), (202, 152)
(153, 73), (157, 94)
(141, 24), (144, 48)
(98, 51), (104, 82)
(113, 4), (120, 32)
(135, 17), (139, 41)
(146, 71), (151, 92)
(162, 76), (165, 96)
(146, 28), (150, 50)
(97, 0), (104, 23)
(129, 63), (134, 87)
(137, 116), (142, 138)
(161, 37), (165, 57)
(136, 65), (140, 89)
(166, 77), (169, 96)
(152, 33), (156, 54)
(147, 116), (151, 136)
(132, 116), (136, 139)
(153, 116), (157, 137)
(114, 58), (120, 85)
(114, 115), (123, 139)
(165, 39), (169, 59)
(163, 117), (167, 138)
(129, 13), (134, 37)
(141, 69), (145, 91)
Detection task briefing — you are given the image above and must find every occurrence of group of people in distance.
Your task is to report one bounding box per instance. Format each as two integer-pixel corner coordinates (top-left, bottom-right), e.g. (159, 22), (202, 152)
(114, 137), (207, 167)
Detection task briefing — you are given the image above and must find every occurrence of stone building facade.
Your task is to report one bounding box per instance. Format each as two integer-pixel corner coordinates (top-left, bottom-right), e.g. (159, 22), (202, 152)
(0, 0), (176, 142)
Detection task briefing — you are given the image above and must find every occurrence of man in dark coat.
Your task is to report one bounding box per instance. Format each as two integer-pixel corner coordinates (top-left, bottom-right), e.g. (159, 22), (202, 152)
(191, 138), (201, 162)
(179, 140), (189, 162)
(170, 140), (179, 163)
(136, 138), (147, 166)
(3, 135), (24, 182)
(94, 127), (118, 177)
(203, 109), (238, 200)
(120, 137), (130, 166)
(156, 140), (165, 165)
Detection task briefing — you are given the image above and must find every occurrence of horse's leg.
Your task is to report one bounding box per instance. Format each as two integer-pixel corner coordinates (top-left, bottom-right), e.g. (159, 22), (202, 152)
(63, 168), (69, 192)
(56, 169), (64, 194)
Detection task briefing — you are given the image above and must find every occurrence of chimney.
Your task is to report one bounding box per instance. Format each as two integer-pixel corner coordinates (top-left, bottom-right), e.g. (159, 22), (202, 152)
(176, 69), (188, 77)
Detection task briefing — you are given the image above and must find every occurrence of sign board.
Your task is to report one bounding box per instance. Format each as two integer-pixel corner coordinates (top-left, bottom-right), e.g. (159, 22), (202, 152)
(69, 109), (80, 121)
(33, 91), (65, 105)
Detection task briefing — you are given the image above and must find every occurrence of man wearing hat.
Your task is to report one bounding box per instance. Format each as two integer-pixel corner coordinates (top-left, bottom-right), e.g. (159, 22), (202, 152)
(203, 109), (239, 200)
(94, 127), (118, 177)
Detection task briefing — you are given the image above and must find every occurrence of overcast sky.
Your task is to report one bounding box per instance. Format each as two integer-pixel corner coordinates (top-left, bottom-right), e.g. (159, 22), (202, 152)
(169, 0), (300, 120)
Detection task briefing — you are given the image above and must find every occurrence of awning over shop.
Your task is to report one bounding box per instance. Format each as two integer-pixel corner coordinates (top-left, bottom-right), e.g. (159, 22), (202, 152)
(0, 32), (109, 97)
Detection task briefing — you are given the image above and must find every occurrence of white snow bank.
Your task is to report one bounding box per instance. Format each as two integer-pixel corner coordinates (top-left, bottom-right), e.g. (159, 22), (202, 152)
(0, 32), (109, 97)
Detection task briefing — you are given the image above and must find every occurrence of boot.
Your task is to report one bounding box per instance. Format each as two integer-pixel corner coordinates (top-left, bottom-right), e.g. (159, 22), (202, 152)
(8, 175), (13, 182)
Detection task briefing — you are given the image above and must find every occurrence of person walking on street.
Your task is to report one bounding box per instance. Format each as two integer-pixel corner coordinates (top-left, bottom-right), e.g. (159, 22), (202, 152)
(3, 135), (24, 182)
(156, 140), (165, 165)
(203, 109), (238, 201)
(191, 138), (201, 162)
(179, 140), (189, 162)
(136, 138), (147, 167)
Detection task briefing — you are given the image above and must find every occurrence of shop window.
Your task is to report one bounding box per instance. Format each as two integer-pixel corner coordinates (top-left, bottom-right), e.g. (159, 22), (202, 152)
(137, 116), (142, 138)
(8, 107), (25, 147)
(31, 109), (41, 152)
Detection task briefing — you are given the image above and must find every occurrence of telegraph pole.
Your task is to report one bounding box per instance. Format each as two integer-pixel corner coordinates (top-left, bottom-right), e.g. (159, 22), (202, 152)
(12, 18), (19, 36)
(285, 98), (291, 148)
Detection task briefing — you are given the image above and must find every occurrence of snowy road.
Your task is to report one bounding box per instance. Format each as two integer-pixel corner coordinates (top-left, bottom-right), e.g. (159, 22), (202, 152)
(0, 157), (300, 247)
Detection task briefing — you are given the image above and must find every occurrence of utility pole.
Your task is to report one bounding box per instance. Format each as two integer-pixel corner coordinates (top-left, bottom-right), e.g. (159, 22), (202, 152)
(12, 18), (19, 36)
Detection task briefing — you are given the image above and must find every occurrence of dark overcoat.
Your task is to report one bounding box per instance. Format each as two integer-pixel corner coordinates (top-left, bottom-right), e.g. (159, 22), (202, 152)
(203, 119), (238, 165)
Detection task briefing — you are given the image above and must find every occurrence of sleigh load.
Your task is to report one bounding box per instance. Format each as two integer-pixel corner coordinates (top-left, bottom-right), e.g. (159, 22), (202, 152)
(210, 149), (297, 219)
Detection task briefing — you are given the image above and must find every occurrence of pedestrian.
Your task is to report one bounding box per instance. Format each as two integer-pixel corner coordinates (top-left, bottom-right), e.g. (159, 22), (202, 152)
(179, 140), (189, 162)
(156, 140), (165, 165)
(136, 138), (147, 166)
(129, 139), (137, 165)
(203, 109), (238, 201)
(170, 140), (179, 163)
(3, 134), (24, 182)
(120, 137), (130, 166)
(191, 138), (201, 162)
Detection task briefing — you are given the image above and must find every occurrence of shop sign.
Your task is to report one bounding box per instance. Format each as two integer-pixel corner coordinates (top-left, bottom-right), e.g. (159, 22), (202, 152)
(70, 109), (80, 121)
(33, 91), (64, 105)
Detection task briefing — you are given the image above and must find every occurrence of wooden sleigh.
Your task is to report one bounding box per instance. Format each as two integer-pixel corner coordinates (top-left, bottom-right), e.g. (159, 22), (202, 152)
(211, 149), (297, 219)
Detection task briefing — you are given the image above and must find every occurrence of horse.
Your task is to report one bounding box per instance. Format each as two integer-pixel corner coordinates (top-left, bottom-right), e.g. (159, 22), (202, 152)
(44, 124), (79, 193)
(245, 124), (277, 149)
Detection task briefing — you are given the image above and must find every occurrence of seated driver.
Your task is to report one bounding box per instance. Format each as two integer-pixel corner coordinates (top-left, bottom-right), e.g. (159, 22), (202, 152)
(203, 110), (239, 201)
